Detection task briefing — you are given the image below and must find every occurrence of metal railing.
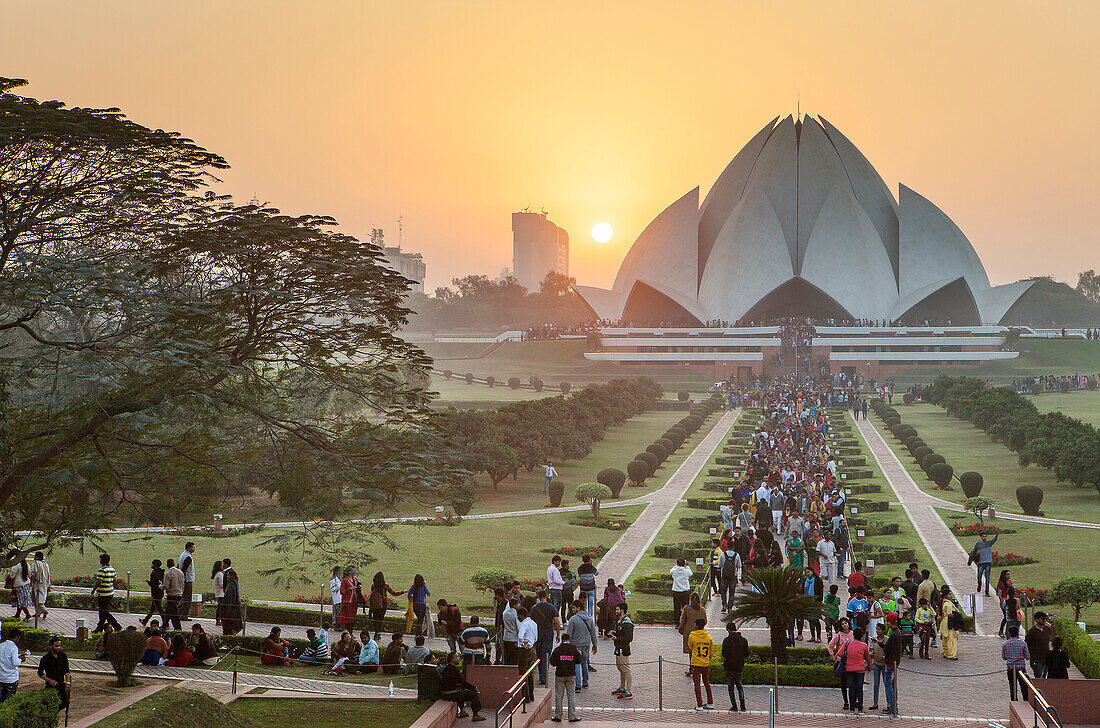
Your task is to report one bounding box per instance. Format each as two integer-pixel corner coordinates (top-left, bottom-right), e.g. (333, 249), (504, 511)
(494, 658), (539, 728)
(1015, 670), (1063, 728)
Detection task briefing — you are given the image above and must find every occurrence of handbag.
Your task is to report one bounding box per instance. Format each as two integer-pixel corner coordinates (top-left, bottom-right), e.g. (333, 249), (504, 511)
(834, 640), (849, 677)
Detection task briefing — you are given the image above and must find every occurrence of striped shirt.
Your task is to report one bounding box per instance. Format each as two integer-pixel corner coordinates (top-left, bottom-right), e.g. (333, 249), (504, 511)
(95, 565), (116, 598)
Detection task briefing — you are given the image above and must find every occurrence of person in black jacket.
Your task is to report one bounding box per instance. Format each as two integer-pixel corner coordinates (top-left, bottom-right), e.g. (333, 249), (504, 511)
(1044, 636), (1070, 679)
(140, 559), (165, 628)
(722, 622), (748, 711)
(440, 652), (487, 722)
(549, 634), (582, 722)
(609, 603), (634, 700)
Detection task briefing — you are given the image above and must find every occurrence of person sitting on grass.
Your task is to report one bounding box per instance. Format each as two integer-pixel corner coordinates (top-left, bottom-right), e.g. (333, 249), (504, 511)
(298, 628), (331, 665)
(189, 624), (219, 666)
(141, 625), (168, 666)
(440, 651), (487, 722)
(260, 626), (293, 666)
(353, 630), (380, 673)
(94, 623), (114, 660)
(164, 634), (195, 667)
(331, 630), (359, 662)
(406, 634), (431, 668)
(381, 632), (407, 674)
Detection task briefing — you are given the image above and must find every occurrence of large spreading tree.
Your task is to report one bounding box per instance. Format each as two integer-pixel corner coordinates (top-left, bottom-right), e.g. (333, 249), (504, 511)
(0, 78), (465, 574)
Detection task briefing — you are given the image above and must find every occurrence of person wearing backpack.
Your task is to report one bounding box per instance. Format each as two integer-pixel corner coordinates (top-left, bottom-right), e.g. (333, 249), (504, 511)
(718, 545), (741, 614)
(576, 555), (599, 616)
(436, 599), (464, 655)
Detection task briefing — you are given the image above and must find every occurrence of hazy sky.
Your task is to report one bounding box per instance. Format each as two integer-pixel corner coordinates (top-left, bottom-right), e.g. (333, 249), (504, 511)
(4, 1), (1097, 291)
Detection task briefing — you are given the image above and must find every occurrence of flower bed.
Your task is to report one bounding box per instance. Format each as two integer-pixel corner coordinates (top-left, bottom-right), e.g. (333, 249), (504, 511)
(856, 544), (917, 564)
(569, 516), (631, 530)
(539, 545), (610, 558)
(991, 551), (1038, 566)
(161, 524), (266, 538)
(948, 522), (1017, 537)
(1020, 586), (1051, 605)
(652, 540), (713, 560)
(53, 575), (130, 589)
(847, 497), (890, 513)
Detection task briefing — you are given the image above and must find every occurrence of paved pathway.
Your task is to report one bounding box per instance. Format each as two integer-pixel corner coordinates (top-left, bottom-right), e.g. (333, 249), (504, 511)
(598, 409), (740, 584)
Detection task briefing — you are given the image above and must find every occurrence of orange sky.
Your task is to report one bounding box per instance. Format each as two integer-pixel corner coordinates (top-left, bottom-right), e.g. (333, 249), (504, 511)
(3, 1), (1097, 291)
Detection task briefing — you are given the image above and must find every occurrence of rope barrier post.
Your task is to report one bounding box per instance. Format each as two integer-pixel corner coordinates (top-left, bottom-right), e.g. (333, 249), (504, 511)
(64, 673), (71, 727)
(773, 656), (779, 712)
(242, 603), (247, 636)
(126, 570), (131, 614)
(893, 659), (899, 717)
(658, 655), (663, 711)
(768, 687), (775, 728)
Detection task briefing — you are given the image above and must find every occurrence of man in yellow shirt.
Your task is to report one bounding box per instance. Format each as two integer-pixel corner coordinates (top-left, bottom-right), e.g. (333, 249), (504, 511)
(687, 618), (714, 710)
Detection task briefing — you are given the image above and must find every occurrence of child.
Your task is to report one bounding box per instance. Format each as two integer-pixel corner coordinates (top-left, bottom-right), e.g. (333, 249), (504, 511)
(914, 598), (935, 660)
(822, 584), (841, 640)
(897, 609), (915, 659)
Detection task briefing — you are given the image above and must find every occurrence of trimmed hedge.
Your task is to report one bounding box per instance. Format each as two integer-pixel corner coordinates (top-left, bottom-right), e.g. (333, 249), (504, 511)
(1051, 617), (1100, 678)
(847, 498), (890, 513)
(1016, 485), (1044, 515)
(0, 688), (60, 728)
(959, 471), (984, 498)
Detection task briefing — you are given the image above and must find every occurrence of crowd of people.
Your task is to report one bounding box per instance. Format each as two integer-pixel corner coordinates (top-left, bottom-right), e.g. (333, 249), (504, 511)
(1011, 373), (1099, 393)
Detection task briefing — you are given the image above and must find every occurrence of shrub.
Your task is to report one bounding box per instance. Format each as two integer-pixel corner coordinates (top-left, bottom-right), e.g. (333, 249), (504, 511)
(894, 424), (916, 441)
(1089, 378), (1098, 391)
(667, 425), (687, 440)
(912, 445), (932, 463)
(636, 451), (658, 476)
(443, 369), (452, 380)
(1030, 381), (1042, 396)
(663, 432), (684, 450)
(0, 688), (60, 728)
(1049, 577), (1100, 622)
(884, 416), (901, 428)
(508, 377), (520, 389)
(1016, 484), (1044, 515)
(656, 437), (676, 454)
(928, 462), (954, 488)
(903, 392), (914, 405)
(531, 377), (544, 392)
(548, 480), (565, 507)
(485, 376), (495, 388)
(1051, 617), (1100, 678)
(560, 381), (571, 394)
(959, 471), (984, 498)
(627, 459), (649, 485)
(453, 499), (473, 517)
(646, 443), (669, 464)
(108, 629), (147, 686)
(575, 482), (614, 518)
(678, 390), (689, 402)
(597, 468), (627, 497)
(921, 452), (945, 472)
(903, 435), (922, 451)
(470, 567), (518, 593)
(1059, 379), (1070, 393)
(963, 496), (995, 524)
(464, 372), (474, 384)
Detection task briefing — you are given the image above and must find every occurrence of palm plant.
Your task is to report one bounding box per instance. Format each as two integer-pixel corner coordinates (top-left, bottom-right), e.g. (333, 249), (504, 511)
(723, 566), (824, 664)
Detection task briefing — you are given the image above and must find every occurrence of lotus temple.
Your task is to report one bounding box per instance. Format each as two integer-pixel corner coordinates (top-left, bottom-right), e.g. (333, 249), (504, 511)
(573, 115), (1039, 378)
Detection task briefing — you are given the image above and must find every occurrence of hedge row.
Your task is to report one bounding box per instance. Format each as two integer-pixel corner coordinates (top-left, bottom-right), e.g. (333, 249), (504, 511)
(0, 688), (59, 728)
(1052, 617), (1100, 678)
(626, 396), (722, 486)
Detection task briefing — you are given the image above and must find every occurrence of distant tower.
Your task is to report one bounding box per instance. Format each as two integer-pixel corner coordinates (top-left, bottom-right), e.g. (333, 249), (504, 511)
(511, 210), (568, 291)
(376, 226), (426, 294)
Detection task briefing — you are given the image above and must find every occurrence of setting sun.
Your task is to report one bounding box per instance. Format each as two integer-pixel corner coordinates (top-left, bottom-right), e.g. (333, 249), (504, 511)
(592, 222), (613, 244)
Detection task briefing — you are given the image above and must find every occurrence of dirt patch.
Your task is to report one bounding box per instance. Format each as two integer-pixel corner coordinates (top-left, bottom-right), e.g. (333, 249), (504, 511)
(19, 666), (174, 724)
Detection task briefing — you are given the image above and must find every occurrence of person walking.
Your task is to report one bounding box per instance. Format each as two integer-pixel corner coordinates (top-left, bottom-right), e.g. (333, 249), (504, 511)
(722, 622), (748, 711)
(939, 587), (961, 660)
(0, 627), (22, 702)
(670, 558), (693, 625)
(881, 617), (901, 715)
(843, 627), (872, 714)
(92, 553), (122, 633)
(565, 599), (597, 691)
(678, 593), (706, 676)
(968, 532), (998, 596)
(221, 566), (243, 636)
(816, 534), (837, 587)
(161, 558), (185, 631)
(687, 617), (714, 710)
(8, 557), (32, 621)
(437, 599), (464, 656)
(718, 545), (741, 614)
(407, 575), (431, 636)
(828, 617), (855, 710)
(798, 567), (823, 642)
(610, 602), (633, 700)
(338, 567), (360, 630)
(1002, 625), (1030, 701)
(549, 633), (582, 723)
(140, 559), (166, 628)
(177, 541), (196, 622)
(30, 552), (50, 622)
(576, 554), (598, 616)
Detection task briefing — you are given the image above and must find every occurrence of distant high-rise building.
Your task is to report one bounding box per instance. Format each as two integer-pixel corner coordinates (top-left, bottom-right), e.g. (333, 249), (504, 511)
(373, 228), (426, 294)
(512, 211), (568, 291)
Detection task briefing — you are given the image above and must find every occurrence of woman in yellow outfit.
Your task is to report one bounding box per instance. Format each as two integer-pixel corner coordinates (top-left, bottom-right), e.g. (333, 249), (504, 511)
(938, 586), (960, 660)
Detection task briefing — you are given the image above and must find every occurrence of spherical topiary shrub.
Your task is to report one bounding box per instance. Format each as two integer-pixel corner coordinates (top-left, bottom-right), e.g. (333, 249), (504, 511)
(1029, 382), (1042, 396)
(646, 442), (669, 464)
(656, 437), (676, 455)
(884, 416), (901, 428)
(531, 377), (544, 392)
(668, 425), (687, 441)
(902, 392), (914, 405)
(443, 369), (453, 380)
(959, 472), (984, 498)
(597, 468), (627, 497)
(464, 372), (474, 385)
(1059, 379), (1070, 393)
(928, 462), (954, 489)
(485, 376), (495, 388)
(921, 452), (946, 473)
(908, 439), (927, 455)
(903, 435), (922, 452)
(453, 499), (473, 516)
(108, 629), (148, 686)
(508, 377), (521, 389)
(894, 425), (917, 441)
(548, 480), (565, 507)
(1016, 484), (1044, 515)
(663, 432), (684, 450)
(560, 381), (572, 394)
(912, 446), (932, 463)
(1088, 378), (1098, 391)
(636, 452), (659, 476)
(627, 459), (649, 485)
(678, 390), (690, 402)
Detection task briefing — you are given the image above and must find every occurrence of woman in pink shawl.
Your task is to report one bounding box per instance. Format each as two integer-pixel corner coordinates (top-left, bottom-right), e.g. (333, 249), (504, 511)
(338, 566), (360, 628)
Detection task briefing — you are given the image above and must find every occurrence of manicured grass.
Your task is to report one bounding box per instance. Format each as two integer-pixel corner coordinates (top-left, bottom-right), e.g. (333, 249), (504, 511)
(91, 687), (251, 728)
(870, 404), (1099, 523)
(888, 339), (1100, 388)
(933, 509), (1100, 627)
(429, 375), (557, 403)
(209, 656), (420, 687)
(46, 506), (643, 609)
(230, 698), (427, 728)
(1030, 389), (1100, 428)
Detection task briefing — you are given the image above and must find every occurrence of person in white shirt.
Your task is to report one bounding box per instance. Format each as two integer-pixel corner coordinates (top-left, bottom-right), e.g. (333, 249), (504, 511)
(329, 566), (343, 622)
(516, 607), (539, 700)
(546, 555), (565, 612)
(754, 482), (769, 507)
(177, 542), (196, 622)
(542, 462), (558, 494)
(0, 627), (22, 702)
(30, 552), (50, 621)
(669, 559), (693, 626)
(211, 561), (225, 626)
(816, 535), (838, 586)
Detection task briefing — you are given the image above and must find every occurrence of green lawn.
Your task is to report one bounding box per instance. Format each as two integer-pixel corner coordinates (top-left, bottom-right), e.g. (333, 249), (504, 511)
(934, 509), (1100, 627)
(230, 698), (427, 728)
(869, 404), (1100, 523)
(429, 375), (557, 404)
(48, 506), (643, 609)
(1030, 389), (1100, 428)
(887, 339), (1100, 388)
(91, 687), (251, 728)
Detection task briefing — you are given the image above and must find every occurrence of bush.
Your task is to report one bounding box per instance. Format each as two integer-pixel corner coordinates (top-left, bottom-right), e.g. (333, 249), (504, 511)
(893, 424), (916, 441)
(597, 468), (626, 497)
(903, 435), (922, 451)
(646, 443), (669, 464)
(636, 451), (659, 476)
(1089, 378), (1098, 391)
(531, 377), (544, 392)
(667, 425), (687, 440)
(964, 496), (995, 523)
(884, 416), (901, 428)
(928, 462), (954, 488)
(0, 688), (60, 728)
(443, 369), (452, 380)
(903, 392), (914, 405)
(508, 377), (520, 389)
(1030, 381), (1042, 396)
(913, 445), (932, 463)
(108, 629), (147, 686)
(678, 390), (689, 402)
(907, 438), (927, 454)
(1049, 577), (1100, 622)
(959, 471), (984, 498)
(464, 372), (474, 385)
(1051, 617), (1100, 678)
(663, 431), (684, 450)
(548, 480), (565, 507)
(921, 452), (945, 472)
(560, 381), (571, 394)
(470, 567), (518, 593)
(656, 437), (676, 455)
(1016, 484), (1044, 515)
(627, 459), (649, 485)
(1059, 379), (1070, 393)
(453, 499), (473, 517)
(485, 376), (495, 388)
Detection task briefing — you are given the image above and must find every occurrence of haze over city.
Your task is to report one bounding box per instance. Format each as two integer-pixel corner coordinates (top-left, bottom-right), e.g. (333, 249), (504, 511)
(5, 1), (1095, 291)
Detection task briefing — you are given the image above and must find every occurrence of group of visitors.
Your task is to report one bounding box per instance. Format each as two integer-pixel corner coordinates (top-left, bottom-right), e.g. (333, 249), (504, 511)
(129, 544), (243, 636)
(0, 627), (72, 709)
(1001, 611), (1071, 701)
(5, 552), (50, 623)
